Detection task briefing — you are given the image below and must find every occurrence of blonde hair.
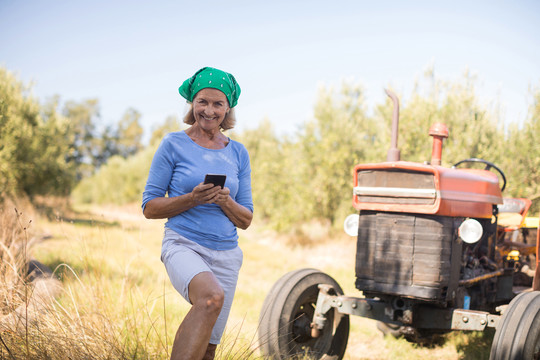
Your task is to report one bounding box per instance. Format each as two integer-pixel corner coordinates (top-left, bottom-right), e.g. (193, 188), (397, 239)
(183, 104), (236, 131)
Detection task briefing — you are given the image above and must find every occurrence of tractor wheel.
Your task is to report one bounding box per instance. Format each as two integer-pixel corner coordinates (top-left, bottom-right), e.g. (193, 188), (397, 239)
(258, 268), (350, 359)
(490, 291), (540, 360)
(258, 268), (320, 357)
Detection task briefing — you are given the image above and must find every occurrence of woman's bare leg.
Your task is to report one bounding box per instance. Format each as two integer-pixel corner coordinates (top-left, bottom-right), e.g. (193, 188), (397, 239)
(170, 272), (224, 360)
(202, 343), (217, 360)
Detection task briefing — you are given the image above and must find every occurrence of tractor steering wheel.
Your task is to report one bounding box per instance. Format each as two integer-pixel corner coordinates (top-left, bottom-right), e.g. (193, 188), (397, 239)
(452, 158), (507, 192)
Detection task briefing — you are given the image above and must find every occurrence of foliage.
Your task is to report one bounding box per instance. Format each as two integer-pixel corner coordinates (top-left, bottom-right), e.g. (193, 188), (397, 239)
(4, 63), (540, 229)
(235, 119), (303, 230)
(148, 115), (183, 146)
(71, 118), (186, 205)
(296, 84), (381, 225)
(0, 68), (75, 197)
(70, 73), (540, 230)
(0, 66), (146, 198)
(503, 87), (540, 213)
(63, 101), (144, 180)
(375, 70), (505, 166)
(114, 107), (144, 158)
(71, 145), (156, 205)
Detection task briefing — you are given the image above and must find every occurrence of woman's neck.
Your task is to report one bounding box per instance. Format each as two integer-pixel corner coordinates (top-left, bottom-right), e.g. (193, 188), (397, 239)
(185, 125), (229, 149)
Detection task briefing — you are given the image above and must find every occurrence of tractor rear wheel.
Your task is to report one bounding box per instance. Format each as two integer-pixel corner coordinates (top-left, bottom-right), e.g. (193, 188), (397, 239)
(258, 268), (350, 359)
(489, 291), (540, 360)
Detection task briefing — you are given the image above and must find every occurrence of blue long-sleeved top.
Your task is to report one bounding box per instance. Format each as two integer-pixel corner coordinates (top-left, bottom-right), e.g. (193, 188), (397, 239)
(142, 131), (253, 250)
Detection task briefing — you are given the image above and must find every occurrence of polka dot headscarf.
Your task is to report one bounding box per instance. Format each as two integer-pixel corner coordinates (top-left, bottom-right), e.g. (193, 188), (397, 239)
(178, 67), (241, 108)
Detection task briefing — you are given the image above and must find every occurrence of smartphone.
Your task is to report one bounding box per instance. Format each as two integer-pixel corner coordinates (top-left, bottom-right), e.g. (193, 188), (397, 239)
(204, 174), (226, 189)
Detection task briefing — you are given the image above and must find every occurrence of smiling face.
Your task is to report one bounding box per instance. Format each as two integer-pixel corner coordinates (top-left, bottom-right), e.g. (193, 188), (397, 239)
(192, 88), (230, 132)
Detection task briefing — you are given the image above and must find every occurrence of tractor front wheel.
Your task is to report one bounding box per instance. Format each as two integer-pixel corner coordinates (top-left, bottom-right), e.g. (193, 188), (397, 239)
(258, 268), (350, 359)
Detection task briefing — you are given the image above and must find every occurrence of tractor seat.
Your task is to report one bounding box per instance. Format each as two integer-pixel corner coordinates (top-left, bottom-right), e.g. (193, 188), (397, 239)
(497, 198), (532, 230)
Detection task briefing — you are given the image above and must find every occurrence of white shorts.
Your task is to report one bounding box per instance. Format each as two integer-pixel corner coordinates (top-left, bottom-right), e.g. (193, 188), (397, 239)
(161, 228), (243, 344)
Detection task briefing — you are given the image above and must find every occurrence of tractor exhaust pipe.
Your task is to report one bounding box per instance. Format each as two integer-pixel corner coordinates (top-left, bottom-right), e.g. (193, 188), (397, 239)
(428, 123), (449, 166)
(385, 89), (400, 162)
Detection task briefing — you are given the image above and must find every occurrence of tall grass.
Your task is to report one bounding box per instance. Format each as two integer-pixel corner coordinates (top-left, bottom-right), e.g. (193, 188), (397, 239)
(0, 199), (30, 319)
(0, 201), (263, 359)
(0, 200), (165, 359)
(0, 201), (493, 359)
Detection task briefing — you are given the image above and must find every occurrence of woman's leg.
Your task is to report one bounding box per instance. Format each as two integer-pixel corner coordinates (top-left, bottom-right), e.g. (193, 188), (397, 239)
(170, 271), (224, 360)
(202, 344), (217, 360)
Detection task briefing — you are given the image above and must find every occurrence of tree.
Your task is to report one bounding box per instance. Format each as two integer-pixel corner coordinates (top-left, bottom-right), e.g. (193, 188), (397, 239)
(294, 83), (381, 226)
(149, 115), (183, 146)
(0, 67), (75, 197)
(504, 87), (540, 212)
(62, 98), (101, 179)
(375, 70), (505, 166)
(115, 108), (144, 158)
(235, 119), (305, 229)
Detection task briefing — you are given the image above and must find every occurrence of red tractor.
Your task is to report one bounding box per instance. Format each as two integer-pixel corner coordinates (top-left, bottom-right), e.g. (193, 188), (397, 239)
(258, 90), (540, 359)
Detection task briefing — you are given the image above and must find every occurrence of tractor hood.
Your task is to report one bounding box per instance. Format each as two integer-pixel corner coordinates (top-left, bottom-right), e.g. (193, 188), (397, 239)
(353, 161), (503, 218)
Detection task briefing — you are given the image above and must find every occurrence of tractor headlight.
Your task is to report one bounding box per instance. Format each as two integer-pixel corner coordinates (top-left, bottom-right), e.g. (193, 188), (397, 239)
(344, 214), (359, 237)
(459, 218), (483, 244)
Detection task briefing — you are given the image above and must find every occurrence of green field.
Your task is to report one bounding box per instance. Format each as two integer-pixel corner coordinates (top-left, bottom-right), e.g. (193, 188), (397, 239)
(0, 203), (490, 359)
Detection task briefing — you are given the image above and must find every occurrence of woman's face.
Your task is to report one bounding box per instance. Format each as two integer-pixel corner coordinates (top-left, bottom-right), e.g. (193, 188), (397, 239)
(192, 88), (229, 131)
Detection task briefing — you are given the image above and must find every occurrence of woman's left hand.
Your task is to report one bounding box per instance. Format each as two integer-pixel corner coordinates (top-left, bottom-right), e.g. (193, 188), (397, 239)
(212, 187), (231, 205)
(212, 187), (252, 229)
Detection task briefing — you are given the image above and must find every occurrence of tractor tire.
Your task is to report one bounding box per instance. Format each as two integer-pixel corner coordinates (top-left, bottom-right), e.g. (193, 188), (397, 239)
(490, 291), (540, 360)
(258, 268), (350, 359)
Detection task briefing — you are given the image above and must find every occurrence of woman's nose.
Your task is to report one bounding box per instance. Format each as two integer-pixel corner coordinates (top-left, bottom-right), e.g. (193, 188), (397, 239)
(203, 105), (214, 115)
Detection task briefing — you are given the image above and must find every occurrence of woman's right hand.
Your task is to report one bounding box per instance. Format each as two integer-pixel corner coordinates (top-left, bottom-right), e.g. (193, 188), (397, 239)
(143, 183), (225, 219)
(191, 182), (223, 205)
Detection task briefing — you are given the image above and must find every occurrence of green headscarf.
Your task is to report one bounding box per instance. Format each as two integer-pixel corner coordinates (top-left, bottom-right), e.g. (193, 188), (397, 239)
(178, 67), (241, 108)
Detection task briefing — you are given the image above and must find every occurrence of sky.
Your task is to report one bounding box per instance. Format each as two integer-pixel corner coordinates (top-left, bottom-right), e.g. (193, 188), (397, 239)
(1, 0), (539, 142)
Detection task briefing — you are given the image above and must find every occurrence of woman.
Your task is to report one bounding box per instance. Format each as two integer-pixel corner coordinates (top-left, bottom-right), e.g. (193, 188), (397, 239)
(142, 67), (253, 360)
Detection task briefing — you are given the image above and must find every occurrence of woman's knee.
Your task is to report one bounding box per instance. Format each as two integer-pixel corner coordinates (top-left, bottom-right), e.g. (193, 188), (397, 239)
(197, 288), (224, 315)
(189, 273), (225, 314)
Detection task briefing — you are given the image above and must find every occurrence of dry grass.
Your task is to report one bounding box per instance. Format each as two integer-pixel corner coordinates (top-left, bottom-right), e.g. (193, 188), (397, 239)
(0, 201), (494, 359)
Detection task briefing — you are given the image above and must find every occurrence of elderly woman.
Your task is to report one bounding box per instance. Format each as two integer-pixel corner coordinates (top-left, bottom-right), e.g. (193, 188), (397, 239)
(142, 67), (253, 360)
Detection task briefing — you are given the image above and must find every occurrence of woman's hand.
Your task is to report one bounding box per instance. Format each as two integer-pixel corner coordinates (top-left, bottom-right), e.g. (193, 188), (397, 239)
(191, 182), (223, 205)
(144, 183), (251, 229)
(143, 183), (228, 219)
(212, 187), (231, 206)
(212, 187), (252, 229)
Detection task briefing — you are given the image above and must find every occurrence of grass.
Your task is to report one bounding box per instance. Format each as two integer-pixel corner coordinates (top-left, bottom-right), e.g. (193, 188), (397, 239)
(0, 201), (494, 359)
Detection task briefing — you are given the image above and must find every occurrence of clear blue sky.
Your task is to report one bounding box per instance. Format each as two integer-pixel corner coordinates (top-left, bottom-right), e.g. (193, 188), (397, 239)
(1, 0), (539, 140)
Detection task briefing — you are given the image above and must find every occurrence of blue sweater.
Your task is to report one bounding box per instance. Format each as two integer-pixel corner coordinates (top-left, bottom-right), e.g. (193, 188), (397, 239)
(142, 131), (253, 250)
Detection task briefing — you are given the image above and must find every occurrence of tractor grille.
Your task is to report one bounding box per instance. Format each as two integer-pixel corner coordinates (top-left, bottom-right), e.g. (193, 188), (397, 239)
(355, 211), (461, 302)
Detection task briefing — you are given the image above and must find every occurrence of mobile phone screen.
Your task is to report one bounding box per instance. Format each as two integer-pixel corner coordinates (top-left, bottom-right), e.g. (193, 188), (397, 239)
(204, 174), (226, 189)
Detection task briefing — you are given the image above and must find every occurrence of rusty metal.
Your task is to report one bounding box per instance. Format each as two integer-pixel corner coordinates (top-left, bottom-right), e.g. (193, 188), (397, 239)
(415, 306), (499, 331)
(458, 269), (505, 286)
(311, 287), (501, 332)
(385, 89), (400, 162)
(428, 123), (449, 166)
(311, 287), (400, 326)
(353, 162), (503, 218)
(310, 284), (333, 337)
